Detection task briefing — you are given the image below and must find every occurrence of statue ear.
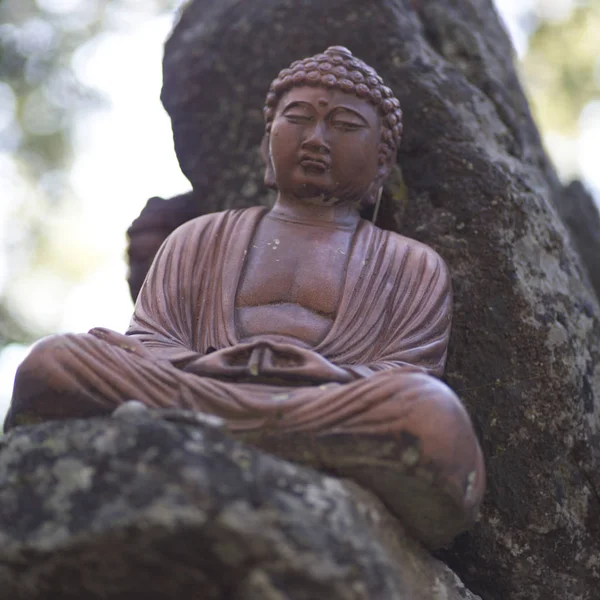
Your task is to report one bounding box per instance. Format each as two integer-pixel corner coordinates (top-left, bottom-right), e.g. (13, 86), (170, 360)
(377, 146), (397, 184)
(261, 133), (277, 190)
(361, 146), (398, 222)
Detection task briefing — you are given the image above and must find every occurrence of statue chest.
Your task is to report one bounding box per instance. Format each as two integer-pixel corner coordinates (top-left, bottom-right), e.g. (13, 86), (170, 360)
(234, 219), (355, 344)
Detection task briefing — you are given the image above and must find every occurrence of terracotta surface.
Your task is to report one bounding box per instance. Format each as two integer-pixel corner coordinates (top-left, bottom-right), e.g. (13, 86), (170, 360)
(6, 47), (485, 548)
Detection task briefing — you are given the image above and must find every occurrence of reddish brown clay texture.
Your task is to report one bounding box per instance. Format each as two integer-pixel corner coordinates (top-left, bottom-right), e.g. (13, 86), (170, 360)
(6, 47), (485, 548)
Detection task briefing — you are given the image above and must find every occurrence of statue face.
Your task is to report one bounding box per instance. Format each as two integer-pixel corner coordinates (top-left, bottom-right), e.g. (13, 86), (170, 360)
(269, 86), (382, 205)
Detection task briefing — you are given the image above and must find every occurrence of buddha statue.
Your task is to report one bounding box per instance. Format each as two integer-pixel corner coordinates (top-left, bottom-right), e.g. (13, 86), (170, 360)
(5, 47), (485, 548)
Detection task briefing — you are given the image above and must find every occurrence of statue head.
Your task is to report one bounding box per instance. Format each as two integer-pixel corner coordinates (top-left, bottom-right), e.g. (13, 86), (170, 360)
(262, 46), (403, 208)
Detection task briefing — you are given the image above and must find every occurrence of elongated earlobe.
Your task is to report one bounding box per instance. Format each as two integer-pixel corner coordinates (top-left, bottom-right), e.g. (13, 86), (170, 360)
(378, 145), (397, 182)
(372, 186), (383, 223)
(261, 133), (277, 189)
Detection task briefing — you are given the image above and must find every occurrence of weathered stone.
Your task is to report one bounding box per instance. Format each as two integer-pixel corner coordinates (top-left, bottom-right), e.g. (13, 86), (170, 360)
(0, 416), (480, 600)
(159, 1), (600, 598)
(126, 191), (202, 300)
(554, 180), (600, 301)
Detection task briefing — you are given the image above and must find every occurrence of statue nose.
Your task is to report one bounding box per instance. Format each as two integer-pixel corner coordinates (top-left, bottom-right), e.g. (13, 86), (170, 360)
(301, 123), (330, 154)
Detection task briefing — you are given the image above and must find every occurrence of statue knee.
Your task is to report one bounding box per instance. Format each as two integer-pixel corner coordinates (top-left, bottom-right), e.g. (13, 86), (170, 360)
(6, 332), (128, 433)
(15, 335), (73, 383)
(390, 371), (485, 505)
(8, 335), (79, 427)
(387, 371), (481, 463)
(409, 373), (472, 431)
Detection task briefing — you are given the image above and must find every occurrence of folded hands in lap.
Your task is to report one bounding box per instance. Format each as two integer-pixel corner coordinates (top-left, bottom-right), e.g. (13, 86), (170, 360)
(183, 340), (353, 384)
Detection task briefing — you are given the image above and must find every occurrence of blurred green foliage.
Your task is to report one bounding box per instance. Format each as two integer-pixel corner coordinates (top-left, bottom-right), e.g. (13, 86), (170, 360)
(522, 0), (600, 135)
(1, 0), (179, 177)
(0, 0), (181, 347)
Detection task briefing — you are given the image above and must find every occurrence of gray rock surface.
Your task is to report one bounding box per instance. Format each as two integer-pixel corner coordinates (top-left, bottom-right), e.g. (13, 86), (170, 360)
(160, 1), (600, 598)
(0, 415), (480, 600)
(554, 180), (600, 301)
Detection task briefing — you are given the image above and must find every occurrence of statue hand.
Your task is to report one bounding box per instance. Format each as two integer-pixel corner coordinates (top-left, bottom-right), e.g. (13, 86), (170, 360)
(249, 341), (353, 384)
(182, 344), (260, 378)
(183, 341), (353, 384)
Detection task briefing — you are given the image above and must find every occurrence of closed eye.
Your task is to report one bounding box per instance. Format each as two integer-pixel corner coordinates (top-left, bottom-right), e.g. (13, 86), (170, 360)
(285, 114), (313, 124)
(332, 121), (363, 131)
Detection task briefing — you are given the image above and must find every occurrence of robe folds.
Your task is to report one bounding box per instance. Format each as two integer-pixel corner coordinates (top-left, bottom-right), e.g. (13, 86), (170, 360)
(8, 205), (462, 435)
(125, 204), (457, 430)
(130, 205), (453, 376)
(6, 206), (486, 547)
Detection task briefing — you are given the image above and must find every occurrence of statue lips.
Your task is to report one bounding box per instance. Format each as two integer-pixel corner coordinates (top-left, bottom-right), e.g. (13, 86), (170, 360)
(299, 154), (330, 173)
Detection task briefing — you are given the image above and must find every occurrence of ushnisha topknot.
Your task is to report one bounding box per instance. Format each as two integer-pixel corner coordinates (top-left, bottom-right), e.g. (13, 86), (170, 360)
(264, 46), (403, 164)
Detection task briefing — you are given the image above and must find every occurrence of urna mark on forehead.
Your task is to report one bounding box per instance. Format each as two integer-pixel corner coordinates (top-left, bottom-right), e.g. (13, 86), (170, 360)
(278, 86), (380, 129)
(264, 46), (404, 161)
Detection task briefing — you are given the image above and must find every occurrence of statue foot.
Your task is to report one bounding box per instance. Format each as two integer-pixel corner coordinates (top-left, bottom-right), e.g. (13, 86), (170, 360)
(319, 435), (479, 549)
(236, 430), (484, 549)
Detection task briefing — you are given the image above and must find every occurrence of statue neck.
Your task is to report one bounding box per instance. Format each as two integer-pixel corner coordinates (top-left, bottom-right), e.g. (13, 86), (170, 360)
(270, 193), (361, 229)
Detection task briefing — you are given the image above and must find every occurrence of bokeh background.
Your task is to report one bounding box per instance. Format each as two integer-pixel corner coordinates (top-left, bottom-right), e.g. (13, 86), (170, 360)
(1, 0), (599, 418)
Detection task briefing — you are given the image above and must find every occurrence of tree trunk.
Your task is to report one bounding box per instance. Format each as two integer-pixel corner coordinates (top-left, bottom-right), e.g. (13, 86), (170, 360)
(159, 1), (600, 598)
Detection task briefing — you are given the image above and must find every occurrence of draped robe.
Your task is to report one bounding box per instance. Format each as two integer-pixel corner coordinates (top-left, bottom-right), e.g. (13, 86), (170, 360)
(131, 205), (452, 375)
(5, 206), (486, 548)
(7, 206), (460, 433)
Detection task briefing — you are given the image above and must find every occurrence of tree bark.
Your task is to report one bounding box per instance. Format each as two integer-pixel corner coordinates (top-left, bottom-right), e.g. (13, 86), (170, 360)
(158, 1), (600, 598)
